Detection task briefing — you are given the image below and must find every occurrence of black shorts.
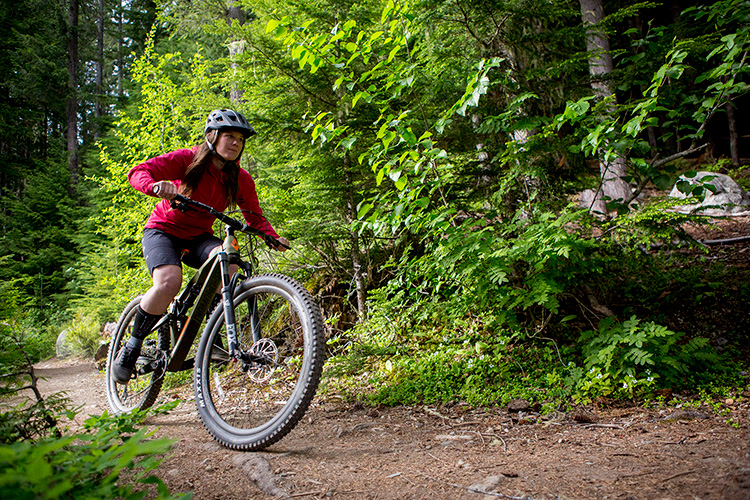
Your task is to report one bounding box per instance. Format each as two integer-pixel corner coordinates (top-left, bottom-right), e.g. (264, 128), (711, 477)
(141, 228), (222, 275)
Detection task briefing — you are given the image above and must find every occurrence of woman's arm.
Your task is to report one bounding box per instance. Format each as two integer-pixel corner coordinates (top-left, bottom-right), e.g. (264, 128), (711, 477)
(128, 149), (194, 196)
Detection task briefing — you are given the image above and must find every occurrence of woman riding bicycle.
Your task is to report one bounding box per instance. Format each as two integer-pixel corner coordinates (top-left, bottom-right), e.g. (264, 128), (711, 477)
(112, 108), (289, 384)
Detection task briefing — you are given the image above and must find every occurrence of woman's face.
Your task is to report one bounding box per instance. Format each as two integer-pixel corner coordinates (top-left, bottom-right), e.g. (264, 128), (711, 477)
(214, 129), (245, 162)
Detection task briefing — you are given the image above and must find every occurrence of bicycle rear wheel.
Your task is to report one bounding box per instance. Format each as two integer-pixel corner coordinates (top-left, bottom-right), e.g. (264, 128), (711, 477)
(194, 273), (325, 450)
(105, 296), (169, 414)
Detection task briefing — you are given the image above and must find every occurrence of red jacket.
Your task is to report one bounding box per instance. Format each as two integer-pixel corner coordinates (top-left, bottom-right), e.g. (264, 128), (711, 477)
(128, 148), (279, 240)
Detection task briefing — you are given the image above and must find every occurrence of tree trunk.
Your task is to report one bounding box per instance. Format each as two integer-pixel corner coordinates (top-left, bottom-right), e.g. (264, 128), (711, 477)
(727, 101), (739, 168)
(117, 1), (123, 97)
(95, 0), (104, 139)
(579, 0), (630, 214)
(344, 153), (367, 320)
(67, 0), (79, 188)
(227, 1), (246, 104)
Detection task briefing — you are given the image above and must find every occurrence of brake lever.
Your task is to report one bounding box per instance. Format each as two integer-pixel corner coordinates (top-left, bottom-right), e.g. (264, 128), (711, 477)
(170, 199), (191, 212)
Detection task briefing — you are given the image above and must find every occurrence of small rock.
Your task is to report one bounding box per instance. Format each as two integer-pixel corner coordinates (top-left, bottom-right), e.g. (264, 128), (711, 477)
(201, 442), (222, 452)
(508, 399), (530, 413)
(669, 171), (750, 215)
(232, 454), (290, 498)
(469, 475), (506, 494)
(661, 409), (710, 421)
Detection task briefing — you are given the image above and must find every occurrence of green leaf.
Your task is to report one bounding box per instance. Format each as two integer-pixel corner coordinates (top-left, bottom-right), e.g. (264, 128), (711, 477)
(340, 137), (357, 150)
(357, 203), (373, 219)
(266, 19), (280, 34)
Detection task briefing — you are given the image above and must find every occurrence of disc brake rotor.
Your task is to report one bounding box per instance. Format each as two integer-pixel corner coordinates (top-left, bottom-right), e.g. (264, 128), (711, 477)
(246, 338), (279, 383)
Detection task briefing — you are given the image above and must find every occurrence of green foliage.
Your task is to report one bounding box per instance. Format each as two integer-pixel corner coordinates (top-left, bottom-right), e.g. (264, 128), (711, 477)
(377, 205), (604, 332)
(0, 160), (79, 317)
(0, 402), (187, 500)
(598, 195), (714, 248)
(0, 283), (57, 384)
(325, 310), (574, 407)
(0, 394), (72, 445)
(567, 316), (719, 402)
(554, 0), (750, 216)
(364, 340), (565, 407)
(267, 1), (501, 238)
(57, 312), (104, 357)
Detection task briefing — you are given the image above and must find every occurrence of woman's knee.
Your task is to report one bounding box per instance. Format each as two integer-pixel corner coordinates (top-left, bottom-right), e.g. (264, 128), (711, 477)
(153, 265), (182, 295)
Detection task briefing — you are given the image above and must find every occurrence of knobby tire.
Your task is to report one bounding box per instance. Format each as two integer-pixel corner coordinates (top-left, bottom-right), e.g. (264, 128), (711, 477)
(193, 273), (325, 451)
(105, 295), (169, 414)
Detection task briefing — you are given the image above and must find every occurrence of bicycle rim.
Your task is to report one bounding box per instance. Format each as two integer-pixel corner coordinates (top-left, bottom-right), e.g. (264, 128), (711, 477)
(194, 274), (325, 450)
(105, 296), (169, 414)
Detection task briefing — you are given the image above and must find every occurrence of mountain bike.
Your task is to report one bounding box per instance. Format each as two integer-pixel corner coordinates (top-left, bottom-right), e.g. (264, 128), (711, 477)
(104, 194), (325, 451)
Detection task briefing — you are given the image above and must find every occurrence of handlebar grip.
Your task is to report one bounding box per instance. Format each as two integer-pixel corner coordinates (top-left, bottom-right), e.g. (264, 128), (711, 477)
(153, 184), (160, 195)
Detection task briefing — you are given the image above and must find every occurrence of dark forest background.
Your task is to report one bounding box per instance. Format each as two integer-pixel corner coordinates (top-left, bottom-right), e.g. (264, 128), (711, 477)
(2, 0), (749, 408)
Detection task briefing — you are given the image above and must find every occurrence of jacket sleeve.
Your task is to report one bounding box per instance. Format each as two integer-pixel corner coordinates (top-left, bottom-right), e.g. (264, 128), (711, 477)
(128, 149), (194, 196)
(237, 170), (280, 239)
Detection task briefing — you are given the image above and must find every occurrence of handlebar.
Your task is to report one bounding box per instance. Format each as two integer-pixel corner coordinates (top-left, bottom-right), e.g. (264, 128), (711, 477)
(153, 186), (289, 250)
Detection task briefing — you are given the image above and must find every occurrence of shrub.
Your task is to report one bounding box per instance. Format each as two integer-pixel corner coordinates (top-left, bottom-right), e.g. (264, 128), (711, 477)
(58, 312), (104, 357)
(567, 315), (719, 402)
(0, 402), (186, 500)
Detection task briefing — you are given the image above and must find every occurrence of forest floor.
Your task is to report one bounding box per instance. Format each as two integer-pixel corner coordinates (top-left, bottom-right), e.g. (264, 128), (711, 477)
(32, 357), (750, 500)
(31, 215), (750, 500)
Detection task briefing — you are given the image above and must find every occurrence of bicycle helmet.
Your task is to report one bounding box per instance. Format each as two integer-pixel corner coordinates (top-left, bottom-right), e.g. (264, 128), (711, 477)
(204, 109), (255, 138)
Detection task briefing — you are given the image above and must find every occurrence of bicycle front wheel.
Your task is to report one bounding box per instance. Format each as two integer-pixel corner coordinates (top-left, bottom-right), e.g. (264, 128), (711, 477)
(194, 273), (325, 450)
(105, 296), (169, 414)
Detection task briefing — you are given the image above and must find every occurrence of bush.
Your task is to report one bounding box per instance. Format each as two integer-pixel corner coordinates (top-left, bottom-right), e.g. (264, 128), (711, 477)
(566, 315), (720, 402)
(58, 312), (104, 357)
(0, 394), (72, 444)
(0, 401), (186, 500)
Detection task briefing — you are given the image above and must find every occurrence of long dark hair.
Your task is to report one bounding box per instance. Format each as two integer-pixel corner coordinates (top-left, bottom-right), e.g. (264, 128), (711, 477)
(178, 131), (240, 207)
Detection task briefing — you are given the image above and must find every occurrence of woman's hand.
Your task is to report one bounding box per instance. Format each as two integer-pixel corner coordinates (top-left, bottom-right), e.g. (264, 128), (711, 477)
(152, 181), (177, 199)
(275, 237), (290, 252)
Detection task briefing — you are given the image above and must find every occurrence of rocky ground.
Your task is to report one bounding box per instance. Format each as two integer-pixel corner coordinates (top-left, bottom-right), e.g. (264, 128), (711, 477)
(32, 356), (750, 500)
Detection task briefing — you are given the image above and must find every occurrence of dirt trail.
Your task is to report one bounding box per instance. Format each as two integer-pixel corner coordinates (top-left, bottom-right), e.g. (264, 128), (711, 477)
(32, 357), (750, 500)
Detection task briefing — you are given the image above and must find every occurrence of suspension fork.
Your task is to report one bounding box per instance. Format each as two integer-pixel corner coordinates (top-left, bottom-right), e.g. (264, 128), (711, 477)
(218, 227), (263, 359)
(218, 250), (240, 358)
(220, 226), (246, 358)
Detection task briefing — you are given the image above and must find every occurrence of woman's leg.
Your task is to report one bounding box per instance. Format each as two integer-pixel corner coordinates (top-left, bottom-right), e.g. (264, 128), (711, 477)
(112, 265), (183, 383)
(141, 264), (183, 314)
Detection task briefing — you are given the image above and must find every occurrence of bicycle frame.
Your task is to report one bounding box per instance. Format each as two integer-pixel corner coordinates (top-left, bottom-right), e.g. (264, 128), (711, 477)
(151, 224), (257, 373)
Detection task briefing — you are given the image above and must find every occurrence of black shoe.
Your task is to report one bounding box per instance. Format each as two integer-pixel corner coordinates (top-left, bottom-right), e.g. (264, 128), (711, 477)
(111, 344), (141, 384)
